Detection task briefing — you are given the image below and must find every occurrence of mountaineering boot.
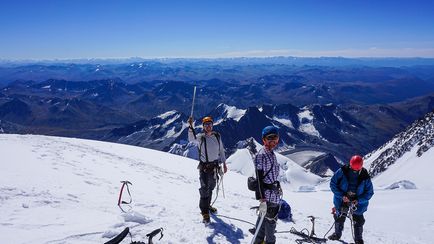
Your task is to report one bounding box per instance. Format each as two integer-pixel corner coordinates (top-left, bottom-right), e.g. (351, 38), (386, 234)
(354, 226), (364, 244)
(328, 221), (344, 240)
(327, 233), (341, 240)
(209, 206), (217, 214)
(202, 213), (210, 224)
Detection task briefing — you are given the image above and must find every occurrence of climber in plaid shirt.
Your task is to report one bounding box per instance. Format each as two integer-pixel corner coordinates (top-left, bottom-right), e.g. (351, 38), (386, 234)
(255, 144), (281, 204)
(252, 125), (282, 244)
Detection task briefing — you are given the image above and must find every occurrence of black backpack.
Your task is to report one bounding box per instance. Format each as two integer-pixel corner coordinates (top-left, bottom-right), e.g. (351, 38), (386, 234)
(247, 160), (274, 200)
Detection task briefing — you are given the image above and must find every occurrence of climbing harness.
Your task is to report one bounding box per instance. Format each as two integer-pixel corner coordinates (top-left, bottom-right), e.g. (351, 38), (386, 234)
(320, 202), (358, 243)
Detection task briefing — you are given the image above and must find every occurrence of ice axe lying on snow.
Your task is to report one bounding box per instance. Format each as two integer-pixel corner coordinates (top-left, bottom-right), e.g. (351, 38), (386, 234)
(104, 227), (164, 244)
(288, 216), (327, 243)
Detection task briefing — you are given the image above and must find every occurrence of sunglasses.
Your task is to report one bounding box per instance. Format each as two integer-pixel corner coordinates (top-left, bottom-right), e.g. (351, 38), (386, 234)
(265, 134), (278, 140)
(203, 122), (213, 127)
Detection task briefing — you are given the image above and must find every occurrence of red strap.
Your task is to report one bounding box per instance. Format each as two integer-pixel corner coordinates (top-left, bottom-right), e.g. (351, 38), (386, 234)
(117, 182), (126, 206)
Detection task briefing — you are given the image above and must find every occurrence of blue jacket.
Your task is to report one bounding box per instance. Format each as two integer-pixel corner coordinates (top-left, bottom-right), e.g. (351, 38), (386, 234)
(330, 165), (374, 215)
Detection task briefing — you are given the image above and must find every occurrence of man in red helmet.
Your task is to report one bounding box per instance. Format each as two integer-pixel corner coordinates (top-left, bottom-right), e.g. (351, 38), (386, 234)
(328, 155), (374, 244)
(188, 116), (227, 224)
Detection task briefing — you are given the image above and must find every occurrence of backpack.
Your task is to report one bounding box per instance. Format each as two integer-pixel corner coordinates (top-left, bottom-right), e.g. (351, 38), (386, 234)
(247, 158), (275, 200)
(247, 166), (274, 192)
(278, 199), (292, 220)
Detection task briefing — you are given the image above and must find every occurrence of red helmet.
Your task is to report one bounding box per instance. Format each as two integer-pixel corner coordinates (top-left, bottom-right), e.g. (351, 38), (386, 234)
(350, 155), (363, 171)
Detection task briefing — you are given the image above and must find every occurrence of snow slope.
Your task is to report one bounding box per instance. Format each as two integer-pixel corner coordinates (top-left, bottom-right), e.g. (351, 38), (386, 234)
(226, 146), (324, 191)
(1, 134), (433, 244)
(366, 141), (434, 190)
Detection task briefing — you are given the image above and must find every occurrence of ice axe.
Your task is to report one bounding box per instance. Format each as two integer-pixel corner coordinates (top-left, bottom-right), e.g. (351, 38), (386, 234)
(190, 86), (197, 118)
(189, 86), (197, 139)
(307, 215), (317, 237)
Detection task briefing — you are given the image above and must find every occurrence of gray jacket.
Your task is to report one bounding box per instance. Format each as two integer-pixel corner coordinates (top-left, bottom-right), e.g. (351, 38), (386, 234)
(188, 128), (226, 164)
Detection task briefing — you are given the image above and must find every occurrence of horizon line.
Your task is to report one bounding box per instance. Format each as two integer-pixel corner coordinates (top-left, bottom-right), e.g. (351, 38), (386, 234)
(2, 55), (434, 63)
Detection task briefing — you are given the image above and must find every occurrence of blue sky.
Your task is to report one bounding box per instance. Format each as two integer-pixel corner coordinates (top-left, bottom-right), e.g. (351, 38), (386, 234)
(1, 0), (434, 59)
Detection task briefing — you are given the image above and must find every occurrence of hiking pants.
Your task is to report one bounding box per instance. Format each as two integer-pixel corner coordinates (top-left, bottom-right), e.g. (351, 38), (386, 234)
(199, 169), (217, 214)
(253, 202), (279, 244)
(334, 205), (365, 241)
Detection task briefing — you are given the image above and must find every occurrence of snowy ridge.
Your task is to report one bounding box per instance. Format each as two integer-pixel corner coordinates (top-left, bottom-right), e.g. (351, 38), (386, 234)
(366, 110), (434, 176)
(115, 110), (187, 151)
(157, 110), (178, 120)
(365, 110), (434, 189)
(214, 103), (246, 124)
(272, 116), (294, 129)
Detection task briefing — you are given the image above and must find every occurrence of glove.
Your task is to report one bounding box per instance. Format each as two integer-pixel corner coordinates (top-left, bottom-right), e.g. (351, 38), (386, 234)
(259, 201), (267, 215)
(223, 163), (228, 173)
(187, 117), (194, 126)
(343, 196), (350, 203)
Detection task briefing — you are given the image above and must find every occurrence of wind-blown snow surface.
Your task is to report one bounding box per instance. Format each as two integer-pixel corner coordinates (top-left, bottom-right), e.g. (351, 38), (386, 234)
(1, 134), (433, 244)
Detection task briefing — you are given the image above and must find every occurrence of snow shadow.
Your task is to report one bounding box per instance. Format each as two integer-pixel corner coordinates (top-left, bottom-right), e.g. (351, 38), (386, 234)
(207, 215), (245, 244)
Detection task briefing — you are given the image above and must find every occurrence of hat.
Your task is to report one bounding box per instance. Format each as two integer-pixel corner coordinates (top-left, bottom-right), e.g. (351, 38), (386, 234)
(262, 126), (279, 138)
(350, 155), (363, 171)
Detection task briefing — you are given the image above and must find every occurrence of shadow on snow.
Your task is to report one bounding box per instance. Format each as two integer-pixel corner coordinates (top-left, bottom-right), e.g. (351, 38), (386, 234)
(207, 215), (246, 244)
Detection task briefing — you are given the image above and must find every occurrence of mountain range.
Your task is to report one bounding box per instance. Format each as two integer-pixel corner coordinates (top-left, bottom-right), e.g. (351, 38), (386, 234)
(1, 61), (434, 177)
(106, 97), (434, 176)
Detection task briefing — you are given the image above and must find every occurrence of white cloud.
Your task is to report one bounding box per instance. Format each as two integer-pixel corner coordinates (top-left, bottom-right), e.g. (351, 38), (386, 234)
(199, 48), (434, 58)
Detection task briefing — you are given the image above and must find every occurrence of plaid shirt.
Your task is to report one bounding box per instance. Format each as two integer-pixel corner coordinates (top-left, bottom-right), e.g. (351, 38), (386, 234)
(255, 147), (280, 204)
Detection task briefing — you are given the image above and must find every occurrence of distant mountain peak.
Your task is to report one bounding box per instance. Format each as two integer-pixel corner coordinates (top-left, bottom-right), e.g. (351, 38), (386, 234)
(157, 110), (180, 120)
(213, 103), (246, 123)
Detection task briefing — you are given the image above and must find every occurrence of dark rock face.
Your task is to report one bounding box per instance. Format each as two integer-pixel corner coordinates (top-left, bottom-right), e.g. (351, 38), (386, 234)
(0, 98), (32, 123)
(304, 153), (342, 177)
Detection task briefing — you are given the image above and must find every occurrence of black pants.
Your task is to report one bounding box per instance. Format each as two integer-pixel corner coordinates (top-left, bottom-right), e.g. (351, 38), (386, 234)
(199, 169), (217, 214)
(334, 205), (365, 241)
(253, 202), (279, 244)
